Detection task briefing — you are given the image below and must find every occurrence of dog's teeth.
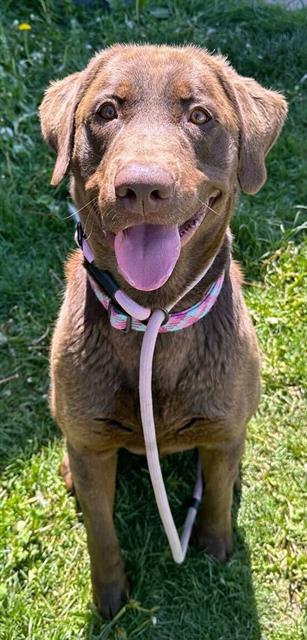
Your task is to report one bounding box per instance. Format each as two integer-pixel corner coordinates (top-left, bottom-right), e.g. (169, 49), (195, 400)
(179, 208), (206, 238)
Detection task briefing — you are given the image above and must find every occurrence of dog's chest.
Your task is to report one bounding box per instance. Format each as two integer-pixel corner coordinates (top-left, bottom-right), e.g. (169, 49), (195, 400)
(68, 321), (233, 455)
(103, 379), (229, 455)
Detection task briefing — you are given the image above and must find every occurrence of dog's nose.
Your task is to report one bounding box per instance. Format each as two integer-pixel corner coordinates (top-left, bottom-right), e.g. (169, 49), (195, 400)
(115, 163), (174, 213)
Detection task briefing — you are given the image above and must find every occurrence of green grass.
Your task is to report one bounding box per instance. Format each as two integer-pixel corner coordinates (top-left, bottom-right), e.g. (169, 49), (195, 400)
(0, 0), (306, 638)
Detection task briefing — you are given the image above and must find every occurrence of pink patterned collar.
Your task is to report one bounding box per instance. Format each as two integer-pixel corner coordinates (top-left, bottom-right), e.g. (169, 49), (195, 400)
(88, 271), (225, 333)
(76, 223), (224, 334)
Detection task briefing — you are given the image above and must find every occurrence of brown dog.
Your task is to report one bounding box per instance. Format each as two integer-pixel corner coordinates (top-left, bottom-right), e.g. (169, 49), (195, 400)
(39, 45), (287, 618)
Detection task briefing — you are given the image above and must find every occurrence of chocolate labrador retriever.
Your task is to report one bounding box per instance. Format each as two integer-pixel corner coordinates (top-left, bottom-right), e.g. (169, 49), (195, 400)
(39, 45), (287, 617)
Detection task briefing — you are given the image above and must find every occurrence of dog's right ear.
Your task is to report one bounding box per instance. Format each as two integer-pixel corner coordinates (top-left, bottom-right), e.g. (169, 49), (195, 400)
(39, 72), (84, 186)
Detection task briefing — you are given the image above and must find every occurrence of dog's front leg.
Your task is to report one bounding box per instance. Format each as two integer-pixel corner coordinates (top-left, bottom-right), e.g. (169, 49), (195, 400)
(67, 443), (128, 618)
(196, 439), (243, 562)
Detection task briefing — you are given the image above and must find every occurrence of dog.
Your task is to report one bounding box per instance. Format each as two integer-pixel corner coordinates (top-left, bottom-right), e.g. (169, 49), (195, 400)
(39, 44), (287, 618)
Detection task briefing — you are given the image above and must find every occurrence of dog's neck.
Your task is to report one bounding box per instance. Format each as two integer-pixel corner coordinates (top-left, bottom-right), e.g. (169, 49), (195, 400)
(153, 230), (232, 313)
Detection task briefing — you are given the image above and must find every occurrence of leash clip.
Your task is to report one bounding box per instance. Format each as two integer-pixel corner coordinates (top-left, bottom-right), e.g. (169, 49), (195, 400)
(160, 308), (170, 326)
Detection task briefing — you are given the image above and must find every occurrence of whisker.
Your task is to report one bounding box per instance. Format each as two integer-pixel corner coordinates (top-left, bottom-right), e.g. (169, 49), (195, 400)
(83, 207), (94, 238)
(195, 195), (220, 217)
(85, 215), (95, 241)
(206, 203), (220, 216)
(63, 196), (98, 221)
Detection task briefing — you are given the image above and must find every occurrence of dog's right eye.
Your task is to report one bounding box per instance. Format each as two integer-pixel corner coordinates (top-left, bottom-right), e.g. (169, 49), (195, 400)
(189, 108), (211, 126)
(97, 102), (118, 120)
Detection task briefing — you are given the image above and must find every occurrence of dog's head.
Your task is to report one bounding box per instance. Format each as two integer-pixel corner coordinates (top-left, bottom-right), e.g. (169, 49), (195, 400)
(40, 45), (287, 292)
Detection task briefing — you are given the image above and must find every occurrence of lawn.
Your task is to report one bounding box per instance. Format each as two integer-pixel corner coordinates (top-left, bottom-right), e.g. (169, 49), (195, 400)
(0, 1), (306, 638)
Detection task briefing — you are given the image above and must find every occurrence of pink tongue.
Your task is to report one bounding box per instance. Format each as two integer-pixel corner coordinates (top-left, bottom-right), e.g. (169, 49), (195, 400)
(114, 223), (181, 291)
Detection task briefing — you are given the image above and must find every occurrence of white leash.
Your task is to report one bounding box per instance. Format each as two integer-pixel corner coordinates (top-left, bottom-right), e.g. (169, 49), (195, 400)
(139, 257), (215, 562)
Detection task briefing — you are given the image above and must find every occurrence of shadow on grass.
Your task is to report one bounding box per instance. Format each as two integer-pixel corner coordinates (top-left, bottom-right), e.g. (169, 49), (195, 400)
(83, 451), (261, 640)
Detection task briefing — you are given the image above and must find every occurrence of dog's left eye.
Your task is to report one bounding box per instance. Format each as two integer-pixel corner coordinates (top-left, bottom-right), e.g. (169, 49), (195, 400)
(97, 102), (118, 120)
(189, 108), (211, 125)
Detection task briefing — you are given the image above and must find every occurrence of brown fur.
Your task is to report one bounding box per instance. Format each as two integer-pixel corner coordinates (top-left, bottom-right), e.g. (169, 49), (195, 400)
(39, 44), (287, 618)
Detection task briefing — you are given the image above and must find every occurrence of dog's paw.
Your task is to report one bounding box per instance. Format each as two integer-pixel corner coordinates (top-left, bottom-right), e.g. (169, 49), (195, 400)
(196, 529), (233, 563)
(94, 577), (129, 619)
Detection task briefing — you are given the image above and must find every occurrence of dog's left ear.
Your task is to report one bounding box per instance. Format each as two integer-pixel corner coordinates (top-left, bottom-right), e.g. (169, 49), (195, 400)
(233, 75), (287, 194)
(39, 71), (85, 186)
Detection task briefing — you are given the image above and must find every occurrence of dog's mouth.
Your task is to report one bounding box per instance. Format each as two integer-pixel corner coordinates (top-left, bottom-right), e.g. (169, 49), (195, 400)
(112, 194), (218, 291)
